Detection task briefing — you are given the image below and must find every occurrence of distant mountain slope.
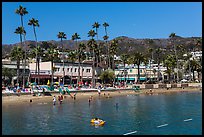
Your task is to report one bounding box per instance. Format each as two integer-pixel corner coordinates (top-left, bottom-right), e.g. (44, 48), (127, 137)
(2, 36), (202, 58)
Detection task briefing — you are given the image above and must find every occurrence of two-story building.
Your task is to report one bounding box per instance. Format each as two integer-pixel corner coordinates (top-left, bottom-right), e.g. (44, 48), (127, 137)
(29, 61), (97, 85)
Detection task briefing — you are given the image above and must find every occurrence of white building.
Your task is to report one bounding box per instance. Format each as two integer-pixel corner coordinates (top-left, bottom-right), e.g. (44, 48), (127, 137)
(29, 61), (97, 85)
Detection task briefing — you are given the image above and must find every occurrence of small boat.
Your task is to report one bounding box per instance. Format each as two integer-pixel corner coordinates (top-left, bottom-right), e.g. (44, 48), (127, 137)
(90, 118), (105, 126)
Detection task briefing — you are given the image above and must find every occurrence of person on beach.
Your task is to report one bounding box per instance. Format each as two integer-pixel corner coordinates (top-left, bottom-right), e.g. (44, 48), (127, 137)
(73, 93), (76, 100)
(98, 87), (101, 96)
(88, 98), (91, 105)
(58, 96), (61, 104)
(60, 95), (63, 104)
(53, 96), (56, 105)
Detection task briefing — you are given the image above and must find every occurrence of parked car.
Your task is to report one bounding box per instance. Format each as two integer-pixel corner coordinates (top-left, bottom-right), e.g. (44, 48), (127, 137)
(181, 79), (188, 83)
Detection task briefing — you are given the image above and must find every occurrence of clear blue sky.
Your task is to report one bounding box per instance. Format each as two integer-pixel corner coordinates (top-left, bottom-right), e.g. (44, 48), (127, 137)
(2, 2), (202, 45)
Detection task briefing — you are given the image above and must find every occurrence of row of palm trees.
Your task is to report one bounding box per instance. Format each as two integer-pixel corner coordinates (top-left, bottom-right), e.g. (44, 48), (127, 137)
(12, 5), (117, 88)
(10, 5), (202, 88)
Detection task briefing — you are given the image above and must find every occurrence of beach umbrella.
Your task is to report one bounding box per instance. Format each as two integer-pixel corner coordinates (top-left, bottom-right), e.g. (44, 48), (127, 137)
(47, 80), (50, 85)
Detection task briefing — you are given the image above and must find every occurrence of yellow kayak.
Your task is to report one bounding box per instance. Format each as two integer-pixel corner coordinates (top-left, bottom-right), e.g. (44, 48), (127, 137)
(90, 118), (105, 126)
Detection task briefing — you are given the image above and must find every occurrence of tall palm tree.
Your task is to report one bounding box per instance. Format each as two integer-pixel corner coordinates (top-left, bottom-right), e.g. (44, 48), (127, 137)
(131, 52), (144, 83)
(14, 27), (25, 47)
(103, 22), (109, 36)
(10, 46), (24, 85)
(28, 18), (40, 84)
(103, 22), (110, 68)
(92, 22), (101, 69)
(15, 5), (28, 89)
(169, 32), (179, 82)
(57, 32), (67, 85)
(88, 30), (97, 88)
(92, 22), (100, 40)
(72, 33), (81, 85)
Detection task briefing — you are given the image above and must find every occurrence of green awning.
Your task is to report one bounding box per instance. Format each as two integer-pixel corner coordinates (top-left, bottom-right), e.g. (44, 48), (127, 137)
(139, 77), (146, 80)
(116, 78), (135, 80)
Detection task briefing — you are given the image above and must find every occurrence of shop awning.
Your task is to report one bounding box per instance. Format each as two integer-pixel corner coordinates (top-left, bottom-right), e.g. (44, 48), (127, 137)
(139, 77), (146, 81)
(116, 77), (135, 80)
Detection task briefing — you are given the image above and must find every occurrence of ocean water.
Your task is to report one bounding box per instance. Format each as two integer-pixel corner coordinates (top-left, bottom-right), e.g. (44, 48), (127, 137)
(2, 91), (202, 135)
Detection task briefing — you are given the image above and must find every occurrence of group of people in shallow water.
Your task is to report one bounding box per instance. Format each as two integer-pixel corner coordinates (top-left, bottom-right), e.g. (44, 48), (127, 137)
(53, 94), (63, 105)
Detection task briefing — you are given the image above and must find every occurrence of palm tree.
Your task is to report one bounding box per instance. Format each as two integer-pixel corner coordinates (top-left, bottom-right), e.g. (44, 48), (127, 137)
(131, 52), (144, 83)
(67, 51), (77, 85)
(72, 33), (81, 85)
(120, 54), (129, 85)
(103, 22), (110, 68)
(2, 67), (16, 86)
(103, 22), (109, 36)
(78, 43), (86, 83)
(45, 43), (59, 89)
(169, 32), (179, 82)
(155, 48), (162, 82)
(76, 42), (85, 84)
(15, 5), (28, 28)
(28, 18), (40, 84)
(29, 45), (44, 84)
(14, 27), (25, 47)
(92, 22), (100, 40)
(147, 48), (154, 82)
(109, 39), (118, 70)
(57, 32), (67, 85)
(88, 30), (97, 88)
(163, 55), (177, 82)
(14, 27), (26, 86)
(15, 5), (28, 89)
(10, 46), (24, 85)
(92, 22), (101, 69)
(189, 59), (201, 82)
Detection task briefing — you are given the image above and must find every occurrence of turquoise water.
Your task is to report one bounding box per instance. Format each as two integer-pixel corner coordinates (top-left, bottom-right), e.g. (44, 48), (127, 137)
(2, 91), (202, 135)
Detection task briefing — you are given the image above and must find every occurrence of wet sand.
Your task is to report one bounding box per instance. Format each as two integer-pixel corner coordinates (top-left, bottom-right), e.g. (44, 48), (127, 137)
(2, 87), (201, 107)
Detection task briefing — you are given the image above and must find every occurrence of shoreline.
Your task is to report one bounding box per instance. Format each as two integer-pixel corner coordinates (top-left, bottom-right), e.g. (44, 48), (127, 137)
(2, 87), (202, 107)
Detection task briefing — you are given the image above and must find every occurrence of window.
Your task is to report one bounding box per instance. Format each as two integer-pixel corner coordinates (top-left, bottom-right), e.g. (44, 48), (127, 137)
(130, 69), (132, 73)
(140, 70), (142, 73)
(86, 69), (91, 73)
(71, 68), (72, 72)
(75, 68), (77, 72)
(67, 68), (69, 72)
(82, 68), (84, 72)
(55, 68), (59, 72)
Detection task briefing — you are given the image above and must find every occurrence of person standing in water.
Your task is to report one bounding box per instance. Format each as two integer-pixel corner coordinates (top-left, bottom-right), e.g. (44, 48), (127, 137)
(98, 86), (101, 96)
(53, 96), (56, 105)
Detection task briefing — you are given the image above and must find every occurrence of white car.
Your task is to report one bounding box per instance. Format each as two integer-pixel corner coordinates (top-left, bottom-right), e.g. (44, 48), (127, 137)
(181, 79), (188, 83)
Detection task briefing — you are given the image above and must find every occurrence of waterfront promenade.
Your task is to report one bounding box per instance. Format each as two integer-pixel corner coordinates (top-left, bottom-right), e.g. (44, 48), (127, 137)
(2, 84), (201, 107)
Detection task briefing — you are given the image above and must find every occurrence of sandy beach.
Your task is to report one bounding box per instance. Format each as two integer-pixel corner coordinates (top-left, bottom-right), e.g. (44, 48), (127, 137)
(2, 87), (202, 107)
